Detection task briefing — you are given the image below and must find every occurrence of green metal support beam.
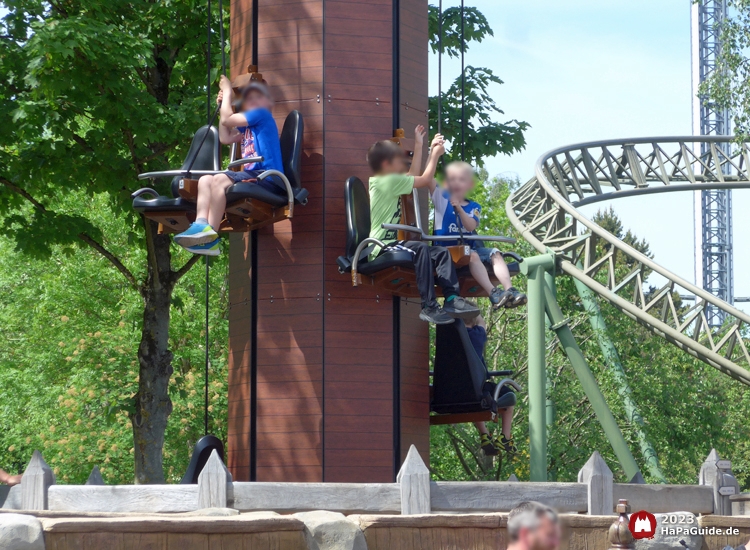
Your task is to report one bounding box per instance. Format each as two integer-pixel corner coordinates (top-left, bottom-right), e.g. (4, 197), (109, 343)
(542, 278), (642, 482)
(521, 254), (555, 481)
(574, 277), (667, 483)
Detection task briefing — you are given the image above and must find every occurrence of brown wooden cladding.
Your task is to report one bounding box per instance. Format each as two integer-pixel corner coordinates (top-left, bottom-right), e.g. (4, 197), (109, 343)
(228, 0), (430, 483)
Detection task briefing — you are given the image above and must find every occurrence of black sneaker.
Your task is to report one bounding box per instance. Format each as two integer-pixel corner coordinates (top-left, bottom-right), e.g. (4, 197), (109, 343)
(443, 297), (480, 320)
(505, 287), (528, 308)
(495, 435), (518, 456)
(480, 433), (498, 456)
(489, 287), (512, 309)
(419, 302), (455, 325)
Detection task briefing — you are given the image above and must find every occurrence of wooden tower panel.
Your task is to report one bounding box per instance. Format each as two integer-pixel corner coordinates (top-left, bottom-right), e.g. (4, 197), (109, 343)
(228, 0), (430, 482)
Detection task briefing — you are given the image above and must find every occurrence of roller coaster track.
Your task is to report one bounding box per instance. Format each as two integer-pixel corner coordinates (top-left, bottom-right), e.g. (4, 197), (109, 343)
(506, 137), (750, 385)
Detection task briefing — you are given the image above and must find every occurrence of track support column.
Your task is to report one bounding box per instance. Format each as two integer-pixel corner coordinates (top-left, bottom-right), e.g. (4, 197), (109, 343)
(522, 253), (555, 482)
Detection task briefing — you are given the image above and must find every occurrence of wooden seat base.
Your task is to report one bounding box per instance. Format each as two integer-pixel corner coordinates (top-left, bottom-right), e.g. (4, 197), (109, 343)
(429, 411), (495, 425)
(355, 266), (500, 299)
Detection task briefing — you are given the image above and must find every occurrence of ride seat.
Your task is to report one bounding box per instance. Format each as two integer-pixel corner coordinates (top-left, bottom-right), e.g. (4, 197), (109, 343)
(336, 176), (415, 275)
(132, 126), (221, 231)
(225, 110), (308, 208)
(432, 319), (518, 416)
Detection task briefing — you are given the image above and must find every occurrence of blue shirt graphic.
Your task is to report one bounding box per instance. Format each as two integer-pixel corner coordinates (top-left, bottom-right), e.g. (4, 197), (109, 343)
(431, 187), (482, 247)
(236, 108), (283, 173)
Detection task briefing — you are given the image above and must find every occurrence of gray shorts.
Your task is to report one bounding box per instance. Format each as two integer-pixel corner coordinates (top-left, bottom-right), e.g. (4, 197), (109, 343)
(474, 247), (501, 264)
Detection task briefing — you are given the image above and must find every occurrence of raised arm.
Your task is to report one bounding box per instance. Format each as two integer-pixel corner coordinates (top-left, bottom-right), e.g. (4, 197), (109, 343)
(219, 76), (251, 134)
(425, 134), (444, 193)
(217, 87), (242, 145)
(413, 134), (445, 189)
(408, 125), (425, 177)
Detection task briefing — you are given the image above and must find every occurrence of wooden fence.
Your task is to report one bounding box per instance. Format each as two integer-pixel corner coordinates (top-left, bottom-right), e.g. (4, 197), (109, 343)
(0, 446), (740, 516)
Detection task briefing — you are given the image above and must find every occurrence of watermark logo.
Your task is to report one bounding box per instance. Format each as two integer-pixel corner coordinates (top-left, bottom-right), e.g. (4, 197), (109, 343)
(629, 510), (657, 540)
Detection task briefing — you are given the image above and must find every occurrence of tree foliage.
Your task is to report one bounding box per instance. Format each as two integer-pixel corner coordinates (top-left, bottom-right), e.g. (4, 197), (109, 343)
(427, 4), (528, 167)
(0, 0), (229, 482)
(701, 0), (750, 138)
(0, 192), (229, 483)
(429, 173), (750, 487)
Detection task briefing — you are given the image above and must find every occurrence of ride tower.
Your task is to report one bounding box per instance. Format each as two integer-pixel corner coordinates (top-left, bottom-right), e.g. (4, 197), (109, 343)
(691, 0), (734, 326)
(226, 0), (431, 482)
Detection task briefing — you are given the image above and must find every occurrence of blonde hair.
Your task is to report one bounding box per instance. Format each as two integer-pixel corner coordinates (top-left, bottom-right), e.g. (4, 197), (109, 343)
(445, 160), (475, 179)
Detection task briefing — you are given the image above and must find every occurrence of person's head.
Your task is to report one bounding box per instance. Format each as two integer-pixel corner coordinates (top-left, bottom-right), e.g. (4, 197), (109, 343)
(367, 140), (407, 175)
(463, 299), (480, 328)
(240, 81), (273, 112)
(444, 160), (475, 201)
(508, 501), (560, 550)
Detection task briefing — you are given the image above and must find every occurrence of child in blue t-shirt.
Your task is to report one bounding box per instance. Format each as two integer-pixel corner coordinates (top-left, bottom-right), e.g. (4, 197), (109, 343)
(173, 75), (284, 256)
(429, 161), (527, 309)
(464, 305), (517, 456)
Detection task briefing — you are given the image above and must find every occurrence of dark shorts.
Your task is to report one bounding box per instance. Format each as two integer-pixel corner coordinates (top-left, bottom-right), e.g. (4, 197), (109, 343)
(474, 246), (501, 264)
(224, 170), (284, 195)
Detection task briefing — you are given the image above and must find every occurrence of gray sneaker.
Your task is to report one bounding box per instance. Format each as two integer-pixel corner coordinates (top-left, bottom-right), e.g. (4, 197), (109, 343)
(505, 287), (527, 308)
(443, 297), (480, 320)
(419, 302), (455, 325)
(489, 287), (512, 309)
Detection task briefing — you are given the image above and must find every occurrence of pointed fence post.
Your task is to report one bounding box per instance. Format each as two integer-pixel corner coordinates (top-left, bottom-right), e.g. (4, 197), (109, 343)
(397, 445), (430, 515)
(198, 450), (233, 509)
(578, 451), (613, 515)
(86, 466), (105, 485)
(699, 449), (739, 516)
(21, 450), (55, 510)
(508, 474), (519, 482)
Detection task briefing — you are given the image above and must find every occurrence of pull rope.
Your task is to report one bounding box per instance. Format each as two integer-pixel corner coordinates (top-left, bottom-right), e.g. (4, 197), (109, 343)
(460, 0), (465, 162)
(201, 0), (228, 437)
(437, 0), (442, 135)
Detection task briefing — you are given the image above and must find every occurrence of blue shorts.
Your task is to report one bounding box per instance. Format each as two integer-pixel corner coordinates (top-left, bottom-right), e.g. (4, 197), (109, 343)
(224, 170), (283, 195)
(474, 247), (501, 264)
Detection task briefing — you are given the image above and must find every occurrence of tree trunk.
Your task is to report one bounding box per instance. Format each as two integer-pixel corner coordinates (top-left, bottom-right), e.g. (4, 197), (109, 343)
(132, 222), (175, 484)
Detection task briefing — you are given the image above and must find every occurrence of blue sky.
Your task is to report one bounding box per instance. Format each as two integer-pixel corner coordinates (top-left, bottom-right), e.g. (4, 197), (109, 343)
(429, 0), (750, 313)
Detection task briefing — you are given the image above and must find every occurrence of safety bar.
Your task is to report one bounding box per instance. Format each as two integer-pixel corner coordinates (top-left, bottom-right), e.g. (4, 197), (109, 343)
(381, 223), (516, 244)
(494, 379), (523, 402)
(255, 169), (295, 216)
(227, 156), (264, 170)
(131, 188), (161, 199)
(487, 370), (513, 377)
(138, 169), (222, 180)
(351, 237), (388, 286)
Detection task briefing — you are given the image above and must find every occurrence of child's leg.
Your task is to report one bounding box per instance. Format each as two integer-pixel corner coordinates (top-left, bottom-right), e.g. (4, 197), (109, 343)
(195, 174), (215, 223)
(0, 468), (21, 486)
(469, 251), (497, 295)
(207, 173), (234, 231)
(402, 241), (454, 324)
(500, 406), (514, 439)
(475, 422), (498, 456)
(491, 252), (512, 290)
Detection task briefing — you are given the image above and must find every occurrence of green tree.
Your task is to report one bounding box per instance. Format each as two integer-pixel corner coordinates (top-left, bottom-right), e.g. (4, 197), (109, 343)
(0, 191), (229, 483)
(427, 5), (529, 167)
(429, 192), (750, 486)
(0, 0), (228, 482)
(701, 0), (750, 137)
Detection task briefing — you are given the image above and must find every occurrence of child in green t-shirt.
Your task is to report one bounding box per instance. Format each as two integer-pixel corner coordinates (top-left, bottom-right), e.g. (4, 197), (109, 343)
(365, 132), (479, 324)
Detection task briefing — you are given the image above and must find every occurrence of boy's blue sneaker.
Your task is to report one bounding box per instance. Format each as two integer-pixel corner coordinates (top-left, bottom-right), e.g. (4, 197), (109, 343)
(174, 222), (218, 248)
(187, 239), (221, 257)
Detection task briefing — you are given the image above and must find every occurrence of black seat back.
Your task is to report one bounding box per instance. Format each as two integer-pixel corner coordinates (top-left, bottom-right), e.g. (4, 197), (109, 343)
(432, 320), (489, 414)
(280, 110), (304, 190)
(171, 125), (221, 198)
(345, 176), (371, 260)
(179, 434), (225, 484)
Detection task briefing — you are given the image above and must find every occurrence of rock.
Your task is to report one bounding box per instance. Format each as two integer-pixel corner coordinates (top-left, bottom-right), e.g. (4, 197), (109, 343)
(179, 507), (239, 516)
(635, 512), (703, 550)
(293, 510), (367, 550)
(0, 513), (45, 550)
